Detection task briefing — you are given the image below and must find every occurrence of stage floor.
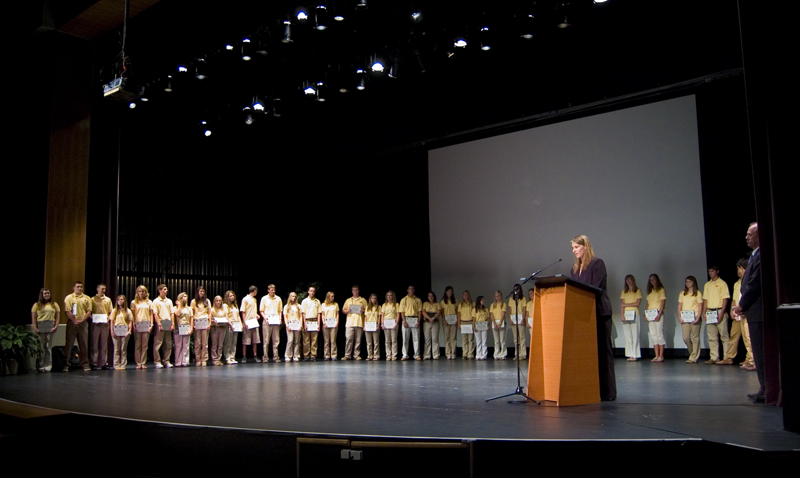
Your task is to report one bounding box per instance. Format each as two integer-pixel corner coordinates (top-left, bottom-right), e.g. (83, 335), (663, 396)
(1, 358), (797, 451)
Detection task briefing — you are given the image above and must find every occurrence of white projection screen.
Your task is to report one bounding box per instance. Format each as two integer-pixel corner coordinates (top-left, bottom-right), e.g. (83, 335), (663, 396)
(428, 95), (709, 351)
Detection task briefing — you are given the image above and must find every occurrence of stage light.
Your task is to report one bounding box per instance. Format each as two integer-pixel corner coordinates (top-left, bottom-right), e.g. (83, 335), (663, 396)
(195, 59), (207, 80)
(410, 11), (423, 23)
(296, 8), (309, 21)
(480, 27), (491, 51)
(178, 65), (188, 73)
(242, 38), (253, 61)
(334, 15), (344, 21)
(356, 0), (368, 10)
(303, 80), (317, 95)
(204, 130), (212, 137)
(356, 69), (366, 90)
(225, 44), (234, 50)
(454, 37), (467, 48)
(253, 102), (265, 111)
(164, 77), (173, 92)
(129, 102), (136, 109)
(245, 114), (254, 125)
(388, 57), (400, 78)
(371, 61), (384, 73)
(557, 16), (570, 28)
(594, 0), (608, 3)
(315, 5), (329, 30)
(282, 20), (293, 43)
(140, 96), (148, 102)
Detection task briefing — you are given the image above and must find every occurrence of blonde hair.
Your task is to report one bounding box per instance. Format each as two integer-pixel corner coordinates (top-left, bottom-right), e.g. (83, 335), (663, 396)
(385, 290), (396, 304)
(134, 285), (149, 303)
(176, 292), (188, 306)
(571, 234), (596, 273)
(212, 295), (225, 312)
(324, 291), (336, 306)
(366, 293), (380, 312)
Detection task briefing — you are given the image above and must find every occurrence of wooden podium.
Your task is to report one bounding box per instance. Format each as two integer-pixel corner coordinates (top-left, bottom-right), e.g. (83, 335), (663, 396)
(526, 275), (601, 406)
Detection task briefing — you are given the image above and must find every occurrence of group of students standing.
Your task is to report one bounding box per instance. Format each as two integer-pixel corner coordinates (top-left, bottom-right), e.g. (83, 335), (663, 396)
(618, 260), (755, 369)
(31, 281), (539, 371)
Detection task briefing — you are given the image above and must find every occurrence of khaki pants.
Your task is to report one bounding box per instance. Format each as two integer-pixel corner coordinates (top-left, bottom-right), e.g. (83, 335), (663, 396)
(134, 331), (150, 366)
(681, 322), (701, 362)
(210, 326), (226, 364)
(285, 330), (301, 360)
(384, 328), (398, 359)
(462, 330), (475, 359)
(423, 320), (440, 359)
(492, 326), (507, 359)
(442, 322), (457, 359)
(64, 320), (89, 368)
(510, 323), (528, 359)
(345, 327), (363, 359)
(365, 330), (380, 359)
(323, 326), (338, 359)
(706, 312), (729, 361)
(91, 322), (109, 367)
(111, 333), (129, 369)
(153, 329), (173, 365)
(194, 329), (209, 364)
(302, 327), (319, 359)
(261, 323), (281, 361)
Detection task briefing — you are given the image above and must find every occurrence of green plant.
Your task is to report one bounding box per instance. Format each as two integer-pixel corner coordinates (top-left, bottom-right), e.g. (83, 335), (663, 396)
(294, 281), (324, 302)
(0, 324), (42, 361)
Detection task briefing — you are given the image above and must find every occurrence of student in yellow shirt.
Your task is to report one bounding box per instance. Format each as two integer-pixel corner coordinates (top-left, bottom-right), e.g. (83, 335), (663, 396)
(508, 285), (528, 359)
(31, 288), (60, 372)
(131, 285), (153, 370)
(490, 291), (507, 360)
(109, 295), (132, 370)
(172, 292), (193, 367)
(381, 291), (400, 360)
(223, 291), (241, 364)
(191, 286), (211, 366)
(440, 286), (458, 360)
(645, 274), (667, 363)
(421, 292), (442, 360)
(620, 275), (642, 361)
(210, 296), (229, 366)
(321, 292), (340, 360)
(457, 290), (475, 359)
(677, 276), (704, 363)
(284, 292), (302, 362)
(364, 294), (381, 360)
(473, 296), (490, 360)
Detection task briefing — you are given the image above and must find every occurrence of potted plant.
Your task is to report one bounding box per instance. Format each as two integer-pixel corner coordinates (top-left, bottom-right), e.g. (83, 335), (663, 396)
(1, 324), (42, 375)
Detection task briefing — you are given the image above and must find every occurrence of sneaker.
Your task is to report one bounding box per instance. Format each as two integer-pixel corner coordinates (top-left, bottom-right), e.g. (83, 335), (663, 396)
(274, 358), (281, 363)
(715, 359), (734, 365)
(165, 362), (174, 368)
(254, 357), (262, 363)
(62, 366), (69, 372)
(83, 366), (91, 371)
(241, 358), (246, 364)
(293, 357), (300, 362)
(704, 359), (717, 364)
(228, 360), (238, 364)
(155, 363), (164, 369)
(101, 365), (110, 370)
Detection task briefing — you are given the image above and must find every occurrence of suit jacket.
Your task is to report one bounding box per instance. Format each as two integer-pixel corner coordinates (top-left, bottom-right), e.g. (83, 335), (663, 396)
(739, 248), (763, 323)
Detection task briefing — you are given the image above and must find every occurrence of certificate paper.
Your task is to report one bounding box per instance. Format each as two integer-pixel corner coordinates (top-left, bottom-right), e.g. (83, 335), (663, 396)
(623, 311), (636, 322)
(445, 314), (457, 325)
(113, 324), (128, 337)
(494, 319), (505, 328)
(161, 319), (172, 331)
(194, 317), (209, 330)
(306, 321), (319, 332)
(364, 322), (377, 332)
(267, 315), (281, 325)
(527, 317), (532, 328)
(178, 324), (191, 336)
(348, 304), (362, 315)
(384, 319), (396, 329)
(135, 322), (150, 333)
(288, 319), (301, 331)
(405, 317), (418, 328)
(461, 324), (474, 334)
(706, 310), (719, 324)
(214, 316), (228, 324)
(510, 314), (523, 325)
(475, 322), (488, 332)
(245, 318), (260, 330)
(325, 318), (338, 328)
(232, 322), (243, 332)
(644, 309), (658, 321)
(92, 314), (108, 324)
(680, 311), (695, 323)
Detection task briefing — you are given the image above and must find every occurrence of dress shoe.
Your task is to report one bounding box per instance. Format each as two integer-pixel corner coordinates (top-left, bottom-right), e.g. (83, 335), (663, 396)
(715, 359), (734, 365)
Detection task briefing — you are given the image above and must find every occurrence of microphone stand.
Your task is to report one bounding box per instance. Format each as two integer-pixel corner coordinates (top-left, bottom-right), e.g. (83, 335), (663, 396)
(485, 259), (562, 404)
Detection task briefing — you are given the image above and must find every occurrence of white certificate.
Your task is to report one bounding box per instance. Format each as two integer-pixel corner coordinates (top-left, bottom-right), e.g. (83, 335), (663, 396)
(706, 310), (719, 324)
(680, 311), (695, 323)
(623, 311), (636, 322)
(288, 319), (301, 331)
(161, 319), (172, 331)
(267, 315), (281, 325)
(214, 316), (228, 324)
(510, 314), (523, 325)
(306, 321), (319, 332)
(113, 324), (129, 337)
(325, 318), (338, 328)
(644, 309), (658, 321)
(232, 322), (243, 332)
(475, 322), (488, 332)
(194, 317), (209, 330)
(92, 313), (108, 324)
(245, 318), (260, 330)
(495, 319), (505, 328)
(527, 317), (532, 328)
(38, 320), (54, 332)
(405, 317), (418, 327)
(365, 322), (378, 332)
(461, 324), (474, 334)
(72, 303), (78, 315)
(384, 319), (396, 329)
(135, 322), (150, 333)
(178, 324), (191, 336)
(445, 314), (457, 325)
(348, 304), (362, 315)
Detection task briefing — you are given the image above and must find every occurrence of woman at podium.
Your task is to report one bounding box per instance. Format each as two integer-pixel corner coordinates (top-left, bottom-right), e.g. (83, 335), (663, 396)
(570, 234), (616, 401)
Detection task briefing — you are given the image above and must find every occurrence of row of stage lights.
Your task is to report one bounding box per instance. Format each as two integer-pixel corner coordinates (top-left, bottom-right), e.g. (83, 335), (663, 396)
(126, 1), (611, 136)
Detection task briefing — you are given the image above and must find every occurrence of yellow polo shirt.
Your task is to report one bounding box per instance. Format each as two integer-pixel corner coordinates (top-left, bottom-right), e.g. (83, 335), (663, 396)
(473, 308), (490, 322)
(458, 302), (474, 322)
(173, 305), (192, 325)
(490, 302), (506, 323)
(732, 279), (742, 307)
(678, 291), (703, 316)
(440, 301), (457, 316)
(321, 302), (339, 319)
(240, 295), (258, 321)
(32, 302), (60, 325)
(130, 299), (153, 324)
(620, 290), (642, 313)
(65, 293), (92, 319)
(422, 301), (441, 319)
(152, 297), (174, 322)
(364, 306), (380, 324)
(92, 296), (113, 315)
(260, 295), (283, 317)
(507, 297), (527, 316)
(381, 303), (399, 320)
(110, 308), (133, 326)
(344, 297), (368, 327)
(301, 297), (321, 319)
(646, 289), (666, 310)
(399, 296), (422, 317)
(702, 279), (730, 309)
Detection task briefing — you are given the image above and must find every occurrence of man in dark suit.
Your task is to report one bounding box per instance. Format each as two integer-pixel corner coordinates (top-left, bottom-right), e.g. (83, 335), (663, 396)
(733, 223), (764, 403)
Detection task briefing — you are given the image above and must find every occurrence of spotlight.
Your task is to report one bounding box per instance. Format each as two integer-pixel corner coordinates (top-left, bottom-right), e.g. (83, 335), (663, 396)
(315, 5), (329, 30)
(242, 38), (253, 61)
(245, 114), (254, 125)
(356, 69), (366, 90)
(204, 130), (212, 137)
(388, 57), (400, 78)
(410, 11), (423, 23)
(253, 102), (265, 111)
(356, 0), (368, 10)
(128, 102), (136, 109)
(334, 15), (345, 21)
(303, 80), (317, 95)
(178, 65), (188, 73)
(593, 0), (608, 3)
(282, 19), (293, 43)
(557, 16), (570, 28)
(164, 77), (173, 92)
(296, 7), (309, 22)
(480, 26), (491, 51)
(454, 37), (467, 48)
(140, 96), (149, 102)
(195, 59), (207, 80)
(225, 44), (234, 50)
(371, 61), (384, 73)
